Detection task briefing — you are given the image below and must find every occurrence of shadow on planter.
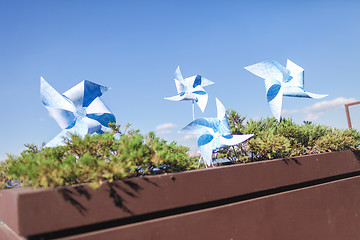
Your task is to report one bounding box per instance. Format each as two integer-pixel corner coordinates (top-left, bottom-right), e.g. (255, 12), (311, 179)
(59, 179), (155, 216)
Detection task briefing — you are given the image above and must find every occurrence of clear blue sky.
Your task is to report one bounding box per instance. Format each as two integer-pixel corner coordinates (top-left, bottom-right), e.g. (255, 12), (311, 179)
(1, 0), (360, 159)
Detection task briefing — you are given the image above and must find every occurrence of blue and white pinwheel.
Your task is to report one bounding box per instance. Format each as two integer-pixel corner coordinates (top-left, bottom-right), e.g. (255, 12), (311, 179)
(40, 77), (116, 147)
(245, 59), (328, 121)
(165, 66), (214, 119)
(180, 98), (253, 166)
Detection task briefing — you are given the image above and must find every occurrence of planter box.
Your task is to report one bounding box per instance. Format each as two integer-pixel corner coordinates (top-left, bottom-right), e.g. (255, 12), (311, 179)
(1, 150), (360, 239)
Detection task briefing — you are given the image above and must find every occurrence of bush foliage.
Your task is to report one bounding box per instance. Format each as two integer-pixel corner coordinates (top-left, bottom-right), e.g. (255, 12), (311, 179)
(0, 124), (198, 189)
(218, 110), (360, 163)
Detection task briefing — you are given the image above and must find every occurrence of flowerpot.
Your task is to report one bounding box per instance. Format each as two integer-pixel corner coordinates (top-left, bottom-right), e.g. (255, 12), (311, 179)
(1, 150), (360, 239)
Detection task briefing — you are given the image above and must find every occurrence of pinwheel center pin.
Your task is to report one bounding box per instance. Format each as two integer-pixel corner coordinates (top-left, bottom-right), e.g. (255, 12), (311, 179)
(213, 121), (221, 133)
(75, 107), (87, 118)
(284, 75), (293, 83)
(214, 132), (221, 139)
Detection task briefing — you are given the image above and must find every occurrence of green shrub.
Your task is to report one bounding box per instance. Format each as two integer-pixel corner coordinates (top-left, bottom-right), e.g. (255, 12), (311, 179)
(217, 110), (360, 162)
(0, 124), (199, 189)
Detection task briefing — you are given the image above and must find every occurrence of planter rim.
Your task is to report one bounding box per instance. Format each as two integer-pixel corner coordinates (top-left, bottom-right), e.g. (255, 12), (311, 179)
(1, 150), (359, 237)
(2, 150), (352, 193)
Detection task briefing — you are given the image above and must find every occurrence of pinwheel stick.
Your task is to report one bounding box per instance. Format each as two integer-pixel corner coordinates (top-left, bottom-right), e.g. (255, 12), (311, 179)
(202, 156), (208, 168)
(192, 100), (195, 120)
(199, 155), (215, 168)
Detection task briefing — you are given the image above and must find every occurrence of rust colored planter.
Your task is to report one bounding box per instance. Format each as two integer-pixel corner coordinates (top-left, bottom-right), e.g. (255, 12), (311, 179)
(0, 150), (360, 239)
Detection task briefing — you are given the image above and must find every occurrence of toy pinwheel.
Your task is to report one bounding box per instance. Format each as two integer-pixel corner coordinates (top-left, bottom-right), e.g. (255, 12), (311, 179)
(40, 77), (116, 147)
(165, 66), (214, 119)
(245, 59), (328, 121)
(180, 98), (253, 166)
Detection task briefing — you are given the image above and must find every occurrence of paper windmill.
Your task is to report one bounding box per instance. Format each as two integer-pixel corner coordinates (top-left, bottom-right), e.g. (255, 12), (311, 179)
(245, 59), (328, 121)
(180, 98), (253, 166)
(40, 77), (116, 147)
(164, 66), (214, 118)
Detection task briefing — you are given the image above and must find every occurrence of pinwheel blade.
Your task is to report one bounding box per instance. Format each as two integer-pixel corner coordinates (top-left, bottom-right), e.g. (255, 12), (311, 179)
(217, 119), (232, 136)
(282, 87), (310, 98)
(63, 80), (109, 108)
(185, 75), (199, 88)
(199, 77), (214, 87)
(41, 77), (77, 129)
(192, 85), (208, 112)
(174, 79), (186, 95)
(45, 118), (88, 147)
(179, 118), (215, 134)
(199, 142), (214, 166)
(284, 60), (328, 99)
(41, 77), (76, 112)
(266, 82), (283, 121)
(86, 97), (113, 114)
(286, 59), (304, 75)
(215, 98), (226, 120)
(219, 134), (254, 147)
(282, 87), (327, 99)
(86, 113), (116, 129)
(68, 117), (89, 136)
(62, 81), (85, 108)
(164, 94), (187, 101)
(245, 61), (290, 82)
(286, 59), (304, 89)
(85, 99), (115, 133)
(174, 66), (185, 83)
(304, 92), (328, 99)
(82, 117), (102, 134)
(195, 93), (208, 112)
(173, 67), (187, 96)
(85, 97), (116, 129)
(185, 75), (215, 88)
(198, 134), (214, 147)
(284, 91), (327, 99)
(45, 108), (76, 129)
(45, 130), (70, 148)
(245, 61), (288, 121)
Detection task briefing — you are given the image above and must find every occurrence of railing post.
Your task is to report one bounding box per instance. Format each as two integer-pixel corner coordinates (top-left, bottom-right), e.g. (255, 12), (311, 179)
(344, 101), (360, 129)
